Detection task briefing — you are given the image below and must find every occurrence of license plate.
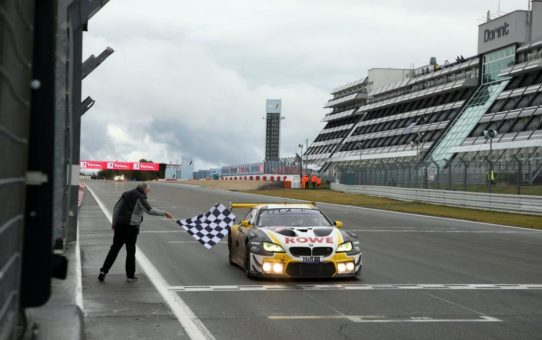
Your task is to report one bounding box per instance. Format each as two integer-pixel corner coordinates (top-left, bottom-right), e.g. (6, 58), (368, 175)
(302, 256), (322, 264)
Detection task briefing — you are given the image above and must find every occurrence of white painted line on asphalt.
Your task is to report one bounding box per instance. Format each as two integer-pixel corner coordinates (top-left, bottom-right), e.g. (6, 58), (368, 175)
(167, 283), (542, 292)
(240, 191), (542, 232)
(86, 184), (215, 340)
(317, 201), (542, 233)
(269, 315), (345, 320)
(154, 182), (201, 189)
(168, 241), (226, 245)
(142, 228), (536, 234)
(140, 230), (181, 233)
(348, 229), (534, 233)
(268, 315), (501, 323)
(75, 221), (84, 312)
(424, 291), (490, 319)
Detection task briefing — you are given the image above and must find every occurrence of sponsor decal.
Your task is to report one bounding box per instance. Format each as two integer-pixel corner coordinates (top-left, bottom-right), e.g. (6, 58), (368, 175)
(260, 208), (320, 215)
(138, 163), (159, 170)
(302, 256), (322, 264)
(80, 161), (160, 171)
(285, 237), (334, 244)
(80, 161), (103, 170)
(484, 22), (509, 43)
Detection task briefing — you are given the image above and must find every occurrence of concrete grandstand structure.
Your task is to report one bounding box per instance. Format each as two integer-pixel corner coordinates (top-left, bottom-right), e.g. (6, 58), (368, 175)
(306, 3), (542, 192)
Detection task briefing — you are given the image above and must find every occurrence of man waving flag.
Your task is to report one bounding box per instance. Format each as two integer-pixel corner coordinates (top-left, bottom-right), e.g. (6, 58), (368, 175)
(177, 204), (236, 249)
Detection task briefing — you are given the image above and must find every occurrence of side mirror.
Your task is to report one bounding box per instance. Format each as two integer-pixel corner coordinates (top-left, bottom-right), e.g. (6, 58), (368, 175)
(334, 220), (343, 228)
(241, 219), (252, 228)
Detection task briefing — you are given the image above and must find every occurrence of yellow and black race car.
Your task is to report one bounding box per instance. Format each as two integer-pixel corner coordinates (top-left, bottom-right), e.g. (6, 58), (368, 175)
(228, 202), (362, 279)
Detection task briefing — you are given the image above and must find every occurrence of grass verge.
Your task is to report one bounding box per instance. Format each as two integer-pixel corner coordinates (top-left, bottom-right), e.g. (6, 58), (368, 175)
(240, 189), (542, 230)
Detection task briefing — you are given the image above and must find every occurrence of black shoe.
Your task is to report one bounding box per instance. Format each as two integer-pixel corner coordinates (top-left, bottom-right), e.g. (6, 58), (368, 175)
(127, 276), (138, 282)
(98, 271), (106, 282)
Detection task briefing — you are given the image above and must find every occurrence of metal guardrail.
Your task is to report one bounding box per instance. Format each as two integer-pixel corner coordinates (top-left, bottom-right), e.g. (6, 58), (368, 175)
(331, 182), (542, 215)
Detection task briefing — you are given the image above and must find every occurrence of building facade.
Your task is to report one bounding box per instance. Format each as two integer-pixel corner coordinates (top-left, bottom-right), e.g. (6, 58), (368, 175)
(221, 158), (299, 177)
(307, 3), (542, 192)
(265, 99), (282, 161)
(164, 161), (194, 180)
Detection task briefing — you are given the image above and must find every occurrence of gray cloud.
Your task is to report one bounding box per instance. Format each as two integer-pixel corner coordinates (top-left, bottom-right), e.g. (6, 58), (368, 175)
(81, 0), (524, 169)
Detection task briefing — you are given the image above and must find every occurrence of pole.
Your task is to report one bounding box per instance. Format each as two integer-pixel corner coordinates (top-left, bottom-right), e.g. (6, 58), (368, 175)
(489, 137), (493, 193)
(305, 139), (309, 175)
(300, 145), (303, 178)
(463, 160), (468, 192)
(513, 155), (521, 195)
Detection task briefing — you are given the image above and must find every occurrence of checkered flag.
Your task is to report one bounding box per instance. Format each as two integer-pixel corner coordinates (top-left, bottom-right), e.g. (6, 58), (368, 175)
(176, 204), (236, 249)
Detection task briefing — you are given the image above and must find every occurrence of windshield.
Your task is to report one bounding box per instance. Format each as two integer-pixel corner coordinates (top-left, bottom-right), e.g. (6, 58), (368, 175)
(257, 208), (332, 227)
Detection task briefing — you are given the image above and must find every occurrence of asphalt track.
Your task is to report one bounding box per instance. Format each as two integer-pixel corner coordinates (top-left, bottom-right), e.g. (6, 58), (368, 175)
(83, 180), (542, 340)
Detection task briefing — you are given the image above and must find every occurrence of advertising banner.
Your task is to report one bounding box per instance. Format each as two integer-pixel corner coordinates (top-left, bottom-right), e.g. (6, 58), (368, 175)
(80, 161), (159, 171)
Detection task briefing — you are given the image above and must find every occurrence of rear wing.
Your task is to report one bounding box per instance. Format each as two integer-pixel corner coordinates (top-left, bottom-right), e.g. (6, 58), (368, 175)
(229, 202), (316, 209)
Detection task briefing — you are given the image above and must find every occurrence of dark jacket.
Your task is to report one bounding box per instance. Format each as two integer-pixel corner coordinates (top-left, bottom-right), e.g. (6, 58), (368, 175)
(112, 187), (165, 227)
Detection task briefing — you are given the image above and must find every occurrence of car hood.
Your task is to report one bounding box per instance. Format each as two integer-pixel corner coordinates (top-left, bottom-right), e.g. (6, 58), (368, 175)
(260, 226), (343, 248)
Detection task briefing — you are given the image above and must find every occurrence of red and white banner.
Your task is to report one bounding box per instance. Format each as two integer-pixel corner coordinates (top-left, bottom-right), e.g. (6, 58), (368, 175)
(80, 161), (160, 171)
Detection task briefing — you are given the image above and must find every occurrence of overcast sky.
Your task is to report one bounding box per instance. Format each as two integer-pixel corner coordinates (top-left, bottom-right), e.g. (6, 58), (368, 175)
(81, 0), (525, 170)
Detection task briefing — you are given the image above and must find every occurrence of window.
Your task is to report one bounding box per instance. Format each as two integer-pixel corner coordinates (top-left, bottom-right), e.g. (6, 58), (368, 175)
(482, 45), (516, 84)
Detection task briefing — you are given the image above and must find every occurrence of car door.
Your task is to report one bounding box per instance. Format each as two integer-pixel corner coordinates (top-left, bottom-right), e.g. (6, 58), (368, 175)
(234, 208), (256, 264)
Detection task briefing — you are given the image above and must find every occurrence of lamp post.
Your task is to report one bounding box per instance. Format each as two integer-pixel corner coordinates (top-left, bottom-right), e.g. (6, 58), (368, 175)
(410, 140), (419, 162)
(356, 142), (363, 184)
(298, 143), (304, 179)
(483, 130), (498, 193)
(305, 138), (309, 175)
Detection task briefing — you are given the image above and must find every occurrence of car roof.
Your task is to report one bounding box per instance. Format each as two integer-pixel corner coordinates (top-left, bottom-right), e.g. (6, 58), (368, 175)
(230, 202), (318, 211)
(259, 204), (317, 210)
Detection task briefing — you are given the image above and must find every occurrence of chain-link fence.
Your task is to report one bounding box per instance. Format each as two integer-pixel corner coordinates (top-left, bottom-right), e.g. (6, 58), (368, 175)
(337, 147), (542, 195)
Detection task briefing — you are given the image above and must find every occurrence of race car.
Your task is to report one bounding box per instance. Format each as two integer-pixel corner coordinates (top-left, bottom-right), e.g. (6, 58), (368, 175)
(227, 202), (362, 279)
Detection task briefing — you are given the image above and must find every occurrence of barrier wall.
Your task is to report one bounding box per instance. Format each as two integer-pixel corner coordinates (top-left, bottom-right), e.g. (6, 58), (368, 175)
(221, 174), (300, 182)
(331, 183), (542, 215)
(0, 1), (34, 337)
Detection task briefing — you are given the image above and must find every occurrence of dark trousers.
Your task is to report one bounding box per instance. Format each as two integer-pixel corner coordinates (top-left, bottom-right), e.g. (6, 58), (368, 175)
(100, 223), (139, 277)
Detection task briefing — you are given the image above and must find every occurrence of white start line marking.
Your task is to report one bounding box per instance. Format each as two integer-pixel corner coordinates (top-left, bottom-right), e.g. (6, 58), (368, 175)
(167, 283), (542, 292)
(267, 315), (501, 323)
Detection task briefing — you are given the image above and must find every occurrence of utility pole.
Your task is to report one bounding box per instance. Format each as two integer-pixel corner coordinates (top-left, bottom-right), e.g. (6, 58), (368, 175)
(484, 130), (498, 193)
(298, 144), (304, 179)
(305, 138), (309, 174)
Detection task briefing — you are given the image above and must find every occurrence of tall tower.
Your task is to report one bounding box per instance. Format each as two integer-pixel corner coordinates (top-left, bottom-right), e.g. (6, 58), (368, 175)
(265, 99), (282, 161)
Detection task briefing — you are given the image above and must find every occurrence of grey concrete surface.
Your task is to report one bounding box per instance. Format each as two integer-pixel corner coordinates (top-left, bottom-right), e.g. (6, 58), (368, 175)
(25, 241), (84, 340)
(81, 180), (542, 340)
(79, 190), (188, 340)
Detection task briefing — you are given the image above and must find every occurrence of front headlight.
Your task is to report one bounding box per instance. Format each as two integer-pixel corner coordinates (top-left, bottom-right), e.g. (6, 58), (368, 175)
(336, 241), (352, 252)
(262, 242), (285, 253)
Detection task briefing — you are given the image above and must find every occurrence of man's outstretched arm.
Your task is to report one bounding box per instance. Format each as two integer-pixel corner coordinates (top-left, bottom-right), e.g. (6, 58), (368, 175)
(139, 197), (172, 218)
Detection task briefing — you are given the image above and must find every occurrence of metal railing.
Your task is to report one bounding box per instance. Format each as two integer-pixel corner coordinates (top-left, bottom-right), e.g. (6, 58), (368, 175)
(331, 183), (542, 215)
(337, 149), (542, 196)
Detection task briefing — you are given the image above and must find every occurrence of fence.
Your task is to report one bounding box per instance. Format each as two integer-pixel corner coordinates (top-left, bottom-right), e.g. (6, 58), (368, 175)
(331, 183), (542, 215)
(337, 150), (542, 196)
(221, 158), (301, 177)
(0, 1), (34, 339)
